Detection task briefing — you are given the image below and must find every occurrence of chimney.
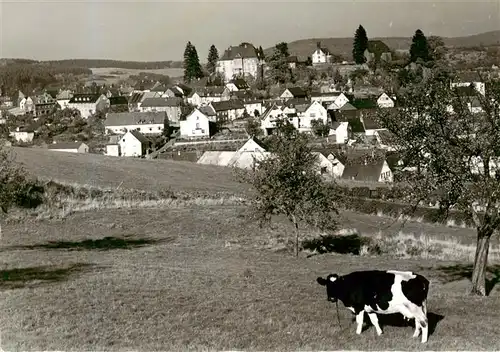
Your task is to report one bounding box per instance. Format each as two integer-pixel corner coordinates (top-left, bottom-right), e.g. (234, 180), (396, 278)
(317, 41), (321, 49)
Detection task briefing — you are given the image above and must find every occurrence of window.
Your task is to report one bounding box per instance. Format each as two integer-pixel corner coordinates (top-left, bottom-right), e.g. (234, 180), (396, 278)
(196, 123), (200, 129)
(310, 113), (316, 118)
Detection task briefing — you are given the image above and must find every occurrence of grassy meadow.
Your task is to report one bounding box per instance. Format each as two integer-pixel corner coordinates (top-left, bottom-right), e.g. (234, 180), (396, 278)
(2, 147), (500, 350)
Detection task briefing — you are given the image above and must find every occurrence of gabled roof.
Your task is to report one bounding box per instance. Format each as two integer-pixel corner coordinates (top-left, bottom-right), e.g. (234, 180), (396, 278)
(56, 90), (73, 100)
(167, 86), (184, 97)
(341, 161), (385, 182)
(128, 130), (150, 144)
(231, 90), (254, 101)
(339, 102), (357, 111)
(211, 99), (245, 112)
(456, 71), (484, 83)
(68, 94), (101, 104)
(199, 105), (216, 116)
(220, 43), (258, 61)
(105, 112), (166, 126)
(284, 97), (310, 108)
(311, 91), (341, 98)
(109, 96), (129, 105)
(229, 78), (249, 90)
(454, 85), (477, 97)
(191, 86), (227, 98)
(128, 92), (144, 104)
(351, 98), (378, 110)
(47, 142), (86, 150)
(282, 87), (307, 98)
(140, 97), (183, 108)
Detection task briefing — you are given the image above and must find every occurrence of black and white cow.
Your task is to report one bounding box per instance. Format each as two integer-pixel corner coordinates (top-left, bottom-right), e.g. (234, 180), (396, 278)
(317, 270), (430, 343)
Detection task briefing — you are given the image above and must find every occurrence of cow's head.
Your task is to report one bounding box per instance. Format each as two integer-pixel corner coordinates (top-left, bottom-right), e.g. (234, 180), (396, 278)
(317, 274), (340, 303)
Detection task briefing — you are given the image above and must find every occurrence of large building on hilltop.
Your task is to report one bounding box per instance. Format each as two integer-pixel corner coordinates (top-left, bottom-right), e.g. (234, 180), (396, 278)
(216, 43), (260, 82)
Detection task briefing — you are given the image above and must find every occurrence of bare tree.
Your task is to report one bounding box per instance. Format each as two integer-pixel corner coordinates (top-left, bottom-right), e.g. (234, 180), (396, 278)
(376, 69), (500, 296)
(236, 121), (339, 257)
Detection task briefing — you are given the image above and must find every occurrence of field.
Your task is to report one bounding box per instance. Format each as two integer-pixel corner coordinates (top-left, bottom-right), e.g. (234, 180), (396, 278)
(267, 30), (500, 60)
(11, 147), (246, 195)
(2, 147), (500, 350)
(89, 67), (184, 84)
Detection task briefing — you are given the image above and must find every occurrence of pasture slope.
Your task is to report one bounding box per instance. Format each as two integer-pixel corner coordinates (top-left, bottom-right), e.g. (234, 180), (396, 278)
(1, 147), (500, 351)
(12, 147), (246, 195)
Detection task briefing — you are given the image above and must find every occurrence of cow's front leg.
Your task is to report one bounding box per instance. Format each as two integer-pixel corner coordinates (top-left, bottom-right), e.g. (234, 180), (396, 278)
(355, 311), (365, 335)
(367, 312), (383, 336)
(412, 319), (421, 338)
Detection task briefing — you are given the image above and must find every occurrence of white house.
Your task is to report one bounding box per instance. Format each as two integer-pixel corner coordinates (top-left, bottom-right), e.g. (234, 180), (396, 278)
(67, 94), (109, 118)
(225, 78), (249, 92)
(210, 100), (246, 122)
(47, 141), (89, 153)
(326, 93), (352, 110)
(313, 152), (343, 177)
(279, 87), (307, 101)
(10, 127), (34, 143)
(328, 121), (350, 144)
(104, 112), (166, 135)
(56, 90), (74, 109)
(312, 42), (333, 65)
(311, 92), (341, 104)
(450, 72), (486, 96)
(260, 103), (294, 135)
(105, 135), (122, 157)
(377, 93), (395, 108)
(326, 153), (345, 178)
(118, 130), (151, 157)
(216, 43), (261, 82)
(187, 87), (230, 107)
(295, 100), (328, 131)
(341, 159), (394, 183)
(243, 100), (265, 117)
(179, 108), (216, 139)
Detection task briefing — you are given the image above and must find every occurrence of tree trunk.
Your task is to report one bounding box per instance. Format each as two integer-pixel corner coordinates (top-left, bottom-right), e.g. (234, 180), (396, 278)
(470, 229), (492, 296)
(292, 217), (300, 257)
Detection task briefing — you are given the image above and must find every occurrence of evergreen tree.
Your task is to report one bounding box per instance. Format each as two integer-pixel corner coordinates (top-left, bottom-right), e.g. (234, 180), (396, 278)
(410, 29), (430, 63)
(267, 42), (293, 84)
(257, 46), (265, 60)
(206, 44), (219, 75)
(183, 41), (204, 83)
(352, 25), (369, 64)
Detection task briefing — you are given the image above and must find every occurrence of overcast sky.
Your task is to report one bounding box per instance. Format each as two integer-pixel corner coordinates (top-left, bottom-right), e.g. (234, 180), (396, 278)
(1, 0), (499, 61)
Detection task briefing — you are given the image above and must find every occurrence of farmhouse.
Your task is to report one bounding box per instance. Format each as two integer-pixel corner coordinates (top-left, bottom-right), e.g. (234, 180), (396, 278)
(47, 141), (89, 153)
(226, 78), (249, 92)
(179, 108), (216, 139)
(280, 87), (307, 101)
(10, 126), (34, 143)
(119, 130), (152, 157)
(377, 93), (395, 108)
(187, 87), (231, 107)
(295, 100), (328, 131)
(326, 93), (352, 110)
(328, 121), (350, 144)
(450, 71), (486, 96)
(312, 41), (333, 65)
(216, 43), (260, 82)
(210, 99), (246, 122)
(104, 111), (166, 135)
(67, 94), (109, 118)
(341, 159), (394, 183)
(105, 135), (122, 157)
(138, 97), (183, 122)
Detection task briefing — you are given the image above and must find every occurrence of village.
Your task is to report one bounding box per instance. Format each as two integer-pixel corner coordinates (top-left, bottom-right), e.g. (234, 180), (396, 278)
(2, 34), (497, 185)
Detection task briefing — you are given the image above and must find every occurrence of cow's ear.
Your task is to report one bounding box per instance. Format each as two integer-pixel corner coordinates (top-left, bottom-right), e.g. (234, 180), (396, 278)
(317, 277), (327, 286)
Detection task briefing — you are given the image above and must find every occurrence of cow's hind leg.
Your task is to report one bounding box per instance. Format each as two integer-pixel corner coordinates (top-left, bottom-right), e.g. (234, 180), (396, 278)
(367, 313), (383, 336)
(420, 301), (429, 343)
(355, 311), (365, 335)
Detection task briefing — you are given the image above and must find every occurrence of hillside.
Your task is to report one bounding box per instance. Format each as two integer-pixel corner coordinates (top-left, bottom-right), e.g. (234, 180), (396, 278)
(11, 147), (246, 195)
(265, 30), (500, 60)
(0, 58), (183, 70)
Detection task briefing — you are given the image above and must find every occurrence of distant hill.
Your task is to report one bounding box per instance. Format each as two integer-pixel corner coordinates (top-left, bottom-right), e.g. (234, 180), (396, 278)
(264, 30), (500, 60)
(0, 58), (184, 70)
